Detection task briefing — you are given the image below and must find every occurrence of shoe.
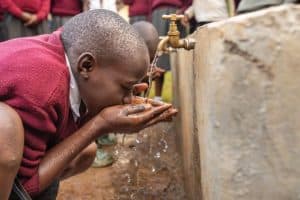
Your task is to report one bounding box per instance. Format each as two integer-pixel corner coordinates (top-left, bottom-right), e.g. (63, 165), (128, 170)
(153, 96), (163, 102)
(97, 134), (117, 146)
(92, 149), (114, 168)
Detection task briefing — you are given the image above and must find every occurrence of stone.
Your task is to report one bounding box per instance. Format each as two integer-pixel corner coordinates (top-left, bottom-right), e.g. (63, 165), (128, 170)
(173, 5), (300, 200)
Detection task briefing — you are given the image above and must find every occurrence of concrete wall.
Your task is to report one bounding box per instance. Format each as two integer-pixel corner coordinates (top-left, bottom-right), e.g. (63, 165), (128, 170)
(173, 5), (300, 200)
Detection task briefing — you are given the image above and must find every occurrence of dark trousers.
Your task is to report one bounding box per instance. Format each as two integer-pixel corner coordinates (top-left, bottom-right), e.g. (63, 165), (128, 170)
(9, 179), (60, 200)
(5, 14), (49, 39)
(0, 20), (8, 41)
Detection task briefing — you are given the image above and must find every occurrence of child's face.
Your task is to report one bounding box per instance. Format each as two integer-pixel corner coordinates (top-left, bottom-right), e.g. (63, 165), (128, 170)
(78, 53), (149, 117)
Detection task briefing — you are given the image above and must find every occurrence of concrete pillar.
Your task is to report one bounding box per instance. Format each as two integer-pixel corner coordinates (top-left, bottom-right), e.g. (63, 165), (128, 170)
(172, 50), (202, 200)
(173, 5), (300, 200)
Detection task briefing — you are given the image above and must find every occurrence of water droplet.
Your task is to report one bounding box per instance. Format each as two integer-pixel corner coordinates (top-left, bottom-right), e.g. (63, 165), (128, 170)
(159, 139), (168, 152)
(130, 193), (137, 200)
(134, 160), (139, 167)
(124, 173), (132, 183)
(214, 120), (221, 128)
(154, 152), (161, 159)
(151, 166), (156, 173)
(114, 149), (119, 156)
(135, 138), (142, 144)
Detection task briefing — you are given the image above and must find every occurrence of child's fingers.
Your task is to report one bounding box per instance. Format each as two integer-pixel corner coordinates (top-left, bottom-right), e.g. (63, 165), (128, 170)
(144, 108), (178, 127)
(124, 104), (151, 115)
(137, 104), (172, 123)
(132, 83), (148, 95)
(146, 98), (164, 106)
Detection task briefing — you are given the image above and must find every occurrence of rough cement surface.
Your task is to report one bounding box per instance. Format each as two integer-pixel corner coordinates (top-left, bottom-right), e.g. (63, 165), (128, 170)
(174, 5), (300, 200)
(172, 50), (202, 200)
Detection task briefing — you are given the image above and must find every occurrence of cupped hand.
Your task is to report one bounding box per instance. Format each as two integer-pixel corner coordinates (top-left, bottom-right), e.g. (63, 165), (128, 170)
(132, 83), (148, 96)
(98, 102), (175, 134)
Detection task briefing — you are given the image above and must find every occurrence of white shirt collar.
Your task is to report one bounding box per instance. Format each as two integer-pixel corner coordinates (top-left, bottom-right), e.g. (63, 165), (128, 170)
(65, 53), (81, 121)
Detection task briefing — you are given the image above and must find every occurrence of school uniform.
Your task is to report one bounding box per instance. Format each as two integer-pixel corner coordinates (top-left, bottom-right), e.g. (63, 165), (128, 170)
(89, 0), (117, 11)
(184, 0), (228, 33)
(0, 30), (78, 197)
(123, 0), (150, 24)
(50, 0), (82, 32)
(0, 4), (8, 41)
(1, 0), (50, 39)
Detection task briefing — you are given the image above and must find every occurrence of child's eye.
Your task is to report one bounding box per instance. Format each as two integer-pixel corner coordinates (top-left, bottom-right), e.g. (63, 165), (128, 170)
(122, 85), (132, 91)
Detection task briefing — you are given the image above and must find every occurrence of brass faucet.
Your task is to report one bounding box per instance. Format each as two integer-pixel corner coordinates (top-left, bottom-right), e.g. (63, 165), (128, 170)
(157, 14), (196, 54)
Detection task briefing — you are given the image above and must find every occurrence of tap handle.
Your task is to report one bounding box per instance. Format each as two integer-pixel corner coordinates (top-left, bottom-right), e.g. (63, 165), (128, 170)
(162, 14), (184, 22)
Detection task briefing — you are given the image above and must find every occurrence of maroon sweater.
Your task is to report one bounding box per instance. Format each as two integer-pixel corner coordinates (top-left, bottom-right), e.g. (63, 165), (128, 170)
(0, 4), (3, 21)
(151, 0), (190, 11)
(123, 0), (150, 17)
(0, 0), (50, 21)
(51, 0), (82, 16)
(0, 31), (77, 196)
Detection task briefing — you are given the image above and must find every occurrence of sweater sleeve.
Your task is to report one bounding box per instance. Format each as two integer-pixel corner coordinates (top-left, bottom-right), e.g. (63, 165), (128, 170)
(1, 0), (23, 18)
(14, 103), (59, 196)
(0, 76), (65, 197)
(36, 0), (50, 21)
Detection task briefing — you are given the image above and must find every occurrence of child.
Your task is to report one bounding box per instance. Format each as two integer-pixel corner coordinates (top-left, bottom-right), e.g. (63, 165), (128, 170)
(133, 21), (165, 86)
(123, 0), (150, 24)
(0, 9), (176, 199)
(1, 0), (50, 39)
(92, 21), (165, 167)
(50, 0), (84, 32)
(151, 0), (191, 102)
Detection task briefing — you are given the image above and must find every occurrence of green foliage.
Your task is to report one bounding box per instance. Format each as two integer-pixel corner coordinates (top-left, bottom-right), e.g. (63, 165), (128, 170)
(149, 72), (172, 103)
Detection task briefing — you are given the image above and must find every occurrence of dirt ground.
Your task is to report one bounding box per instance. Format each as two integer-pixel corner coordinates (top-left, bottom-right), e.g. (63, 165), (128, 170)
(57, 123), (186, 200)
(57, 167), (115, 200)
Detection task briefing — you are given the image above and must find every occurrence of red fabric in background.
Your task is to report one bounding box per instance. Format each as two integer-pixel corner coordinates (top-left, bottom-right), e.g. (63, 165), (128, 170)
(51, 0), (82, 16)
(0, 3), (4, 21)
(123, 0), (151, 17)
(0, 0), (50, 20)
(151, 0), (191, 13)
(0, 30), (77, 196)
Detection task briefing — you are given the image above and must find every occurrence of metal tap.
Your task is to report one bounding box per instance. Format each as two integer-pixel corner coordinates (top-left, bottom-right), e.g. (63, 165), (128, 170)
(157, 14), (196, 54)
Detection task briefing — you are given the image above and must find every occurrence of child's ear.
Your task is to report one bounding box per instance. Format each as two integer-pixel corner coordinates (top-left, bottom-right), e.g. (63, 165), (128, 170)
(77, 52), (96, 79)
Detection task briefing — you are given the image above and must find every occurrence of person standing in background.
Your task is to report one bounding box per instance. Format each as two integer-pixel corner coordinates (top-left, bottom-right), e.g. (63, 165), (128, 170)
(182, 0), (230, 33)
(123, 0), (151, 24)
(89, 0), (117, 12)
(50, 0), (84, 32)
(1, 0), (50, 39)
(116, 0), (130, 22)
(0, 3), (7, 41)
(151, 0), (192, 102)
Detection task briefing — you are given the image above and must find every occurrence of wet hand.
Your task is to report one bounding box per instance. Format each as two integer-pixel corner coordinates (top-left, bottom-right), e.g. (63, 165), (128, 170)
(132, 83), (148, 96)
(98, 101), (177, 134)
(131, 96), (178, 125)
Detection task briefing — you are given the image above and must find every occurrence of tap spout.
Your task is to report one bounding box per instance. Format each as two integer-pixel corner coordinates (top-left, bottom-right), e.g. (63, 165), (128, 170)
(157, 36), (170, 54)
